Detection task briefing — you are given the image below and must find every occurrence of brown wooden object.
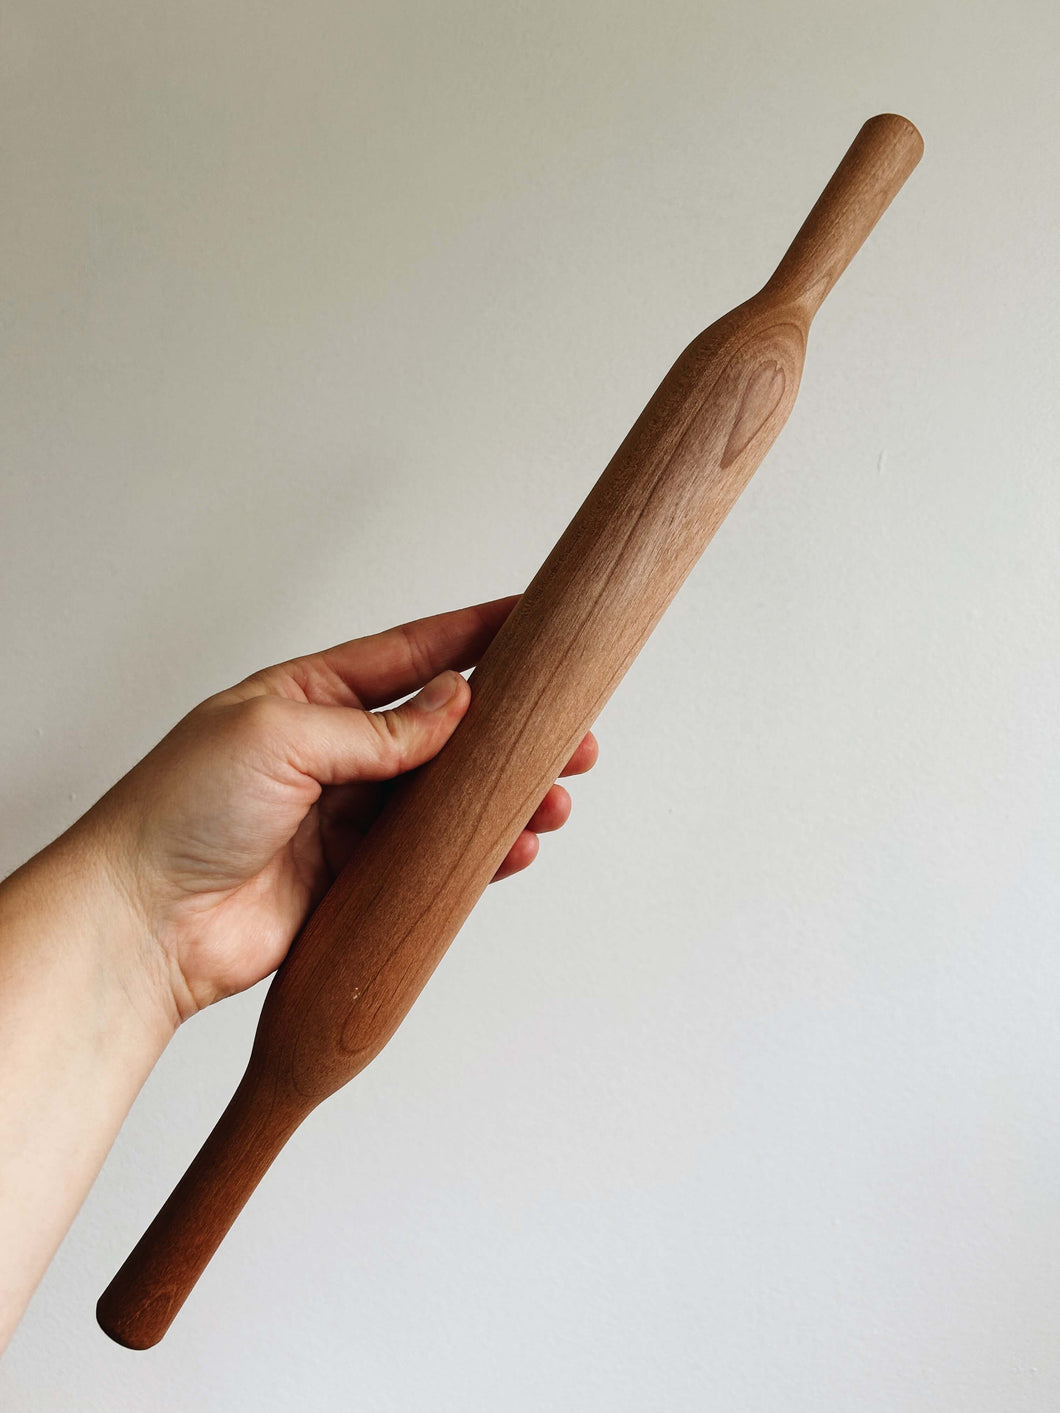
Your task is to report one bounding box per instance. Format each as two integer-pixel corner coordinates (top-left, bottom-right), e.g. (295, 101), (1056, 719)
(97, 113), (922, 1348)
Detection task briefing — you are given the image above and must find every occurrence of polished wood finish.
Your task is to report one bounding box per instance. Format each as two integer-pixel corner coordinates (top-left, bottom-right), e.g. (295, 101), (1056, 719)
(97, 114), (922, 1348)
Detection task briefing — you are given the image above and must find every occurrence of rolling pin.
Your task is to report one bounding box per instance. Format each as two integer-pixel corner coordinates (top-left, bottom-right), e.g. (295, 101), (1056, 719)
(97, 113), (923, 1347)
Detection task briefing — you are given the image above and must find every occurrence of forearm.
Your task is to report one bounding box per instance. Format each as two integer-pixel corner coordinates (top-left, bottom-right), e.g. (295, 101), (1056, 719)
(0, 825), (176, 1352)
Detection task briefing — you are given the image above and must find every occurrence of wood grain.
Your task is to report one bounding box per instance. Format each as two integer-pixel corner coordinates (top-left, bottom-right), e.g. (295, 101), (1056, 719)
(97, 113), (923, 1348)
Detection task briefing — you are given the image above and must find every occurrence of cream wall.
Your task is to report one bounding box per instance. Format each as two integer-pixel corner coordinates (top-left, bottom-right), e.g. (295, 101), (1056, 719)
(2, 2), (1059, 1409)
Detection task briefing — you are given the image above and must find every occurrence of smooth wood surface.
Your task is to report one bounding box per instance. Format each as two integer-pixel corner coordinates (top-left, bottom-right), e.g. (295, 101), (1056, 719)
(97, 113), (922, 1349)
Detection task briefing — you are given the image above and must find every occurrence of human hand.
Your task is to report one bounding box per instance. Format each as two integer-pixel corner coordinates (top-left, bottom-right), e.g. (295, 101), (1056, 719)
(74, 597), (597, 1024)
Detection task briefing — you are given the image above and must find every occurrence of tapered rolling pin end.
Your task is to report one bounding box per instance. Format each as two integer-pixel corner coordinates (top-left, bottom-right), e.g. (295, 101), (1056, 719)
(762, 111), (923, 316)
(96, 1066), (307, 1348)
(96, 1288), (168, 1351)
(864, 111), (922, 149)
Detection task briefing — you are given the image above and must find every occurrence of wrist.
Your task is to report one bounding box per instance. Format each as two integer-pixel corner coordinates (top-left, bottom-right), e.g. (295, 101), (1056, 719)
(2, 816), (183, 1052)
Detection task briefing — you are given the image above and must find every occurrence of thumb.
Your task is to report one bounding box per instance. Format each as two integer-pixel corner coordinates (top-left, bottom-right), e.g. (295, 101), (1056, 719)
(282, 669), (471, 786)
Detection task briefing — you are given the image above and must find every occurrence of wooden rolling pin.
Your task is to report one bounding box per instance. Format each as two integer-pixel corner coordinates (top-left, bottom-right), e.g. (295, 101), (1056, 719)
(97, 113), (922, 1348)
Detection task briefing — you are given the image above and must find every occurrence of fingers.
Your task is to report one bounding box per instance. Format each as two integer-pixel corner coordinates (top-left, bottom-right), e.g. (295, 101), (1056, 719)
(491, 782), (573, 881)
(256, 597), (520, 708)
(492, 830), (539, 882)
(560, 732), (598, 777)
(526, 783), (571, 833)
(248, 653), (598, 882)
(262, 669), (472, 786)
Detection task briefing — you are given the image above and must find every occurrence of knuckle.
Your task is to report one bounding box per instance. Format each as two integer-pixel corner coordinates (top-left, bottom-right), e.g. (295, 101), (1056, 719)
(398, 621), (437, 686)
(365, 707), (407, 772)
(235, 693), (286, 743)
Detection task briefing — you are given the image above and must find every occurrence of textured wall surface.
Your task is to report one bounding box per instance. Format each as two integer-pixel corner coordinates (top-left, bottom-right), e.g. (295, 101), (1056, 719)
(2, 2), (1059, 1408)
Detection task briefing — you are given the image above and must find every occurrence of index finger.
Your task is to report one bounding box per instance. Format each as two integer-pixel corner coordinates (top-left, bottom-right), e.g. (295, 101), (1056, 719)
(284, 596), (520, 708)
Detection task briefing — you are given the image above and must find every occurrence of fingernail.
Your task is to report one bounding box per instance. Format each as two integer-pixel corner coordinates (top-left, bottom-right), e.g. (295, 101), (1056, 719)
(413, 671), (460, 712)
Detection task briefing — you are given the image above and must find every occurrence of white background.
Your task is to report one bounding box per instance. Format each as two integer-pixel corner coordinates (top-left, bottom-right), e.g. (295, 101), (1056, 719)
(2, 1), (1059, 1409)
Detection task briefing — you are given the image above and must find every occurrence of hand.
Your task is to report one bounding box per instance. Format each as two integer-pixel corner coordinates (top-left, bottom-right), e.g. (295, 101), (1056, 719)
(78, 597), (598, 1022)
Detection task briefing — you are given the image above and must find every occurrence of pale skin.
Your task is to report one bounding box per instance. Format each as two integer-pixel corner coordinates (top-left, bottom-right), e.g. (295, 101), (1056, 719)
(0, 596), (598, 1353)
